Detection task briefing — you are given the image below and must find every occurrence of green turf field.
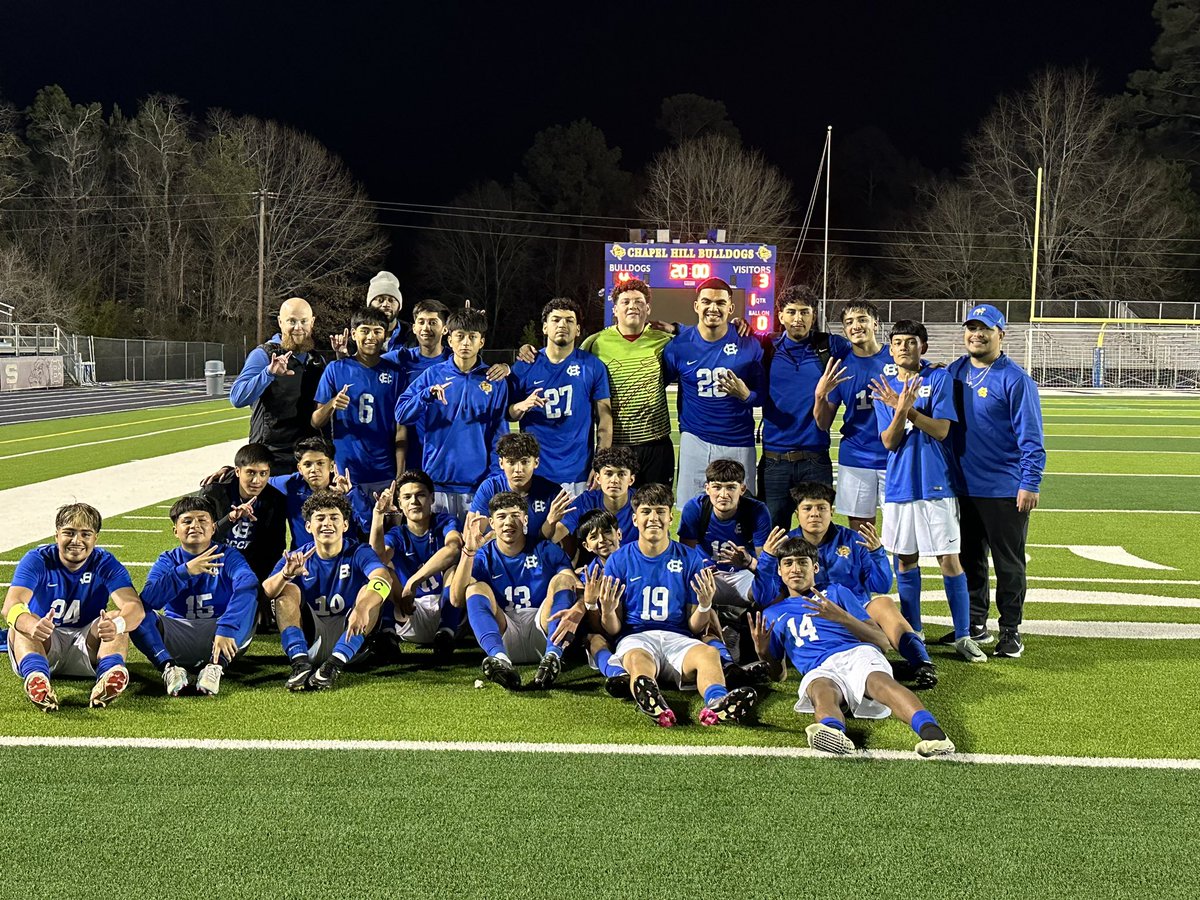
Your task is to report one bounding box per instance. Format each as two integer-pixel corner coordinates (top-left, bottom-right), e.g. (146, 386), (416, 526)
(2, 393), (1199, 898)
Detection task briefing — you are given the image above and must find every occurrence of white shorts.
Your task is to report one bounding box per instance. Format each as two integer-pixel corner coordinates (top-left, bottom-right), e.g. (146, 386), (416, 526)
(676, 432), (758, 504)
(398, 594), (443, 645)
(434, 492), (472, 523)
(796, 644), (893, 719)
(8, 623), (96, 678)
(836, 465), (886, 519)
(160, 616), (253, 669)
(882, 497), (961, 556)
(714, 568), (755, 605)
(499, 606), (547, 665)
(612, 630), (705, 691)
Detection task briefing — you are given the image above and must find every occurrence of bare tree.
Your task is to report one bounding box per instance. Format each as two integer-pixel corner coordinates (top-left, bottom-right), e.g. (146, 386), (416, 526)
(0, 244), (73, 323)
(0, 98), (32, 212)
(639, 134), (794, 244)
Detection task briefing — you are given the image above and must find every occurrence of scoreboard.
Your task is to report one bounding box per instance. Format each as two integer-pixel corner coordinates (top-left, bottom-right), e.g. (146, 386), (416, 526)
(603, 242), (778, 333)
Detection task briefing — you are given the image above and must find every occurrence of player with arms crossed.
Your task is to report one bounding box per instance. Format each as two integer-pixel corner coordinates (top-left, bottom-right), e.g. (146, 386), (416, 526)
(3, 503), (145, 711)
(749, 537), (955, 757)
(599, 484), (759, 727)
(134, 495), (258, 696)
(263, 490), (393, 690)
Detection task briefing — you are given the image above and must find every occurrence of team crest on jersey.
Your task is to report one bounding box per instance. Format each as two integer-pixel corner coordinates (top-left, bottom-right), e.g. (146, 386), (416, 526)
(80, 572), (93, 585)
(480, 382), (492, 394)
(533, 500), (547, 513)
(837, 546), (851, 558)
(666, 559), (683, 573)
(734, 524), (742, 535)
(378, 371), (393, 384)
(917, 385), (932, 398)
(567, 364), (581, 377)
(883, 363), (899, 376)
(723, 343), (738, 356)
(524, 554), (539, 569)
(338, 564), (351, 580)
(978, 387), (988, 398)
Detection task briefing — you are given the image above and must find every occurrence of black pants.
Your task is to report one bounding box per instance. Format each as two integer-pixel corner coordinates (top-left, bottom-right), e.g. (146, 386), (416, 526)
(959, 495), (1030, 629)
(627, 437), (676, 490)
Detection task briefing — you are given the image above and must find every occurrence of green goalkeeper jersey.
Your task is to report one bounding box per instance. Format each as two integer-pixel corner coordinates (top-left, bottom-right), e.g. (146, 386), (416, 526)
(580, 326), (673, 445)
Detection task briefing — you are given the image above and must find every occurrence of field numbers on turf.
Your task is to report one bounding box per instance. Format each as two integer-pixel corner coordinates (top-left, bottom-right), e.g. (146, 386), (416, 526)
(641, 586), (670, 621)
(542, 386), (573, 419)
(787, 615), (820, 647)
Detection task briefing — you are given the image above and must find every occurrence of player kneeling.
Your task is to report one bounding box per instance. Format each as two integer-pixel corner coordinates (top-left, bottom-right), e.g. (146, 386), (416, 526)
(133, 495), (259, 696)
(452, 492), (580, 690)
(575, 510), (632, 698)
(749, 537), (954, 757)
(263, 490), (392, 690)
(3, 503), (145, 711)
(599, 484), (758, 727)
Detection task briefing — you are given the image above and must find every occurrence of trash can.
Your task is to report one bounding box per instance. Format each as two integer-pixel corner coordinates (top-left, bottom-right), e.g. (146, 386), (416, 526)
(204, 359), (226, 397)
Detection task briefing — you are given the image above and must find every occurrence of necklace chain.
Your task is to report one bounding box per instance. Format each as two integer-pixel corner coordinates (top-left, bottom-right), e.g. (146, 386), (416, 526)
(966, 362), (994, 388)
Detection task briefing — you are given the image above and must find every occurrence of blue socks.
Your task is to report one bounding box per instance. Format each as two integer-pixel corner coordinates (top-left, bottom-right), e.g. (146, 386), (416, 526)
(910, 709), (947, 741)
(595, 647), (626, 678)
(896, 566), (922, 632)
(95, 654), (123, 679)
(820, 716), (847, 732)
(707, 638), (734, 667)
(703, 683), (728, 705)
(544, 588), (575, 657)
(439, 589), (463, 633)
(898, 631), (932, 666)
(943, 572), (971, 639)
(331, 634), (364, 663)
(17, 653), (50, 680)
(466, 595), (505, 659)
(131, 610), (172, 669)
(281, 625), (308, 660)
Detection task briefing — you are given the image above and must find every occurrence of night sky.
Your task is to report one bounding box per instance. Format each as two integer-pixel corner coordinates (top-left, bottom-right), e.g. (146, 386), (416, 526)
(1, 0), (1160, 268)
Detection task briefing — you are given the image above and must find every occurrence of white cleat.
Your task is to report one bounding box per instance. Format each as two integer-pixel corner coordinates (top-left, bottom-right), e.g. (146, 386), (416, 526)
(916, 738), (957, 758)
(89, 664), (130, 708)
(196, 663), (223, 696)
(806, 722), (856, 755)
(955, 636), (989, 664)
(163, 663), (189, 697)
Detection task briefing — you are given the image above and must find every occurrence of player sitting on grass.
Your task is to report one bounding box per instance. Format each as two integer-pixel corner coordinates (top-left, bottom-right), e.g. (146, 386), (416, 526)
(574, 510), (631, 696)
(3, 503), (145, 711)
(263, 490), (393, 691)
(749, 537), (955, 757)
(545, 446), (639, 557)
(451, 492), (580, 690)
(599, 483), (759, 728)
(134, 495), (259, 697)
(786, 482), (936, 688)
(269, 437), (340, 549)
(469, 432), (563, 540)
(369, 470), (463, 659)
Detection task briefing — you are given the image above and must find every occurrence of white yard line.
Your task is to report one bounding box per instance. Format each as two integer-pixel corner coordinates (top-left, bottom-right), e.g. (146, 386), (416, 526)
(0, 418), (245, 461)
(921, 615), (1200, 638)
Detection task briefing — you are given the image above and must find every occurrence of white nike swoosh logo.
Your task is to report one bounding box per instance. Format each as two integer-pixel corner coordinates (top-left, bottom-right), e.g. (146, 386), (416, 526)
(533, 380), (545, 385)
(686, 360), (698, 365)
(628, 576), (642, 582)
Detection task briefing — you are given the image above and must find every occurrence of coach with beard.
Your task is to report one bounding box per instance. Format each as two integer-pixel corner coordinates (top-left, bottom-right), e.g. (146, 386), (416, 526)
(230, 297), (330, 475)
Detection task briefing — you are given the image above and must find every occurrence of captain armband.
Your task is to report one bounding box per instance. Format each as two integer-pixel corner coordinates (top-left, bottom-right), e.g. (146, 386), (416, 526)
(5, 603), (31, 628)
(369, 577), (392, 599)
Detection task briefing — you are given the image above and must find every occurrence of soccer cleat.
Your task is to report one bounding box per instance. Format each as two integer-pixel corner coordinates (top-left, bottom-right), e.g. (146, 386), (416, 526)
(938, 625), (993, 646)
(912, 662), (939, 689)
(286, 656), (313, 691)
(532, 651), (562, 689)
(89, 664), (130, 708)
(23, 672), (59, 712)
(162, 663), (189, 696)
(632, 675), (676, 727)
(604, 672), (631, 699)
(916, 737), (957, 757)
(308, 658), (344, 691)
(701, 686), (759, 725)
(806, 722), (856, 755)
(196, 663), (223, 696)
(994, 628), (1024, 658)
(954, 636), (989, 664)
(482, 655), (521, 691)
(723, 660), (771, 689)
(431, 627), (456, 662)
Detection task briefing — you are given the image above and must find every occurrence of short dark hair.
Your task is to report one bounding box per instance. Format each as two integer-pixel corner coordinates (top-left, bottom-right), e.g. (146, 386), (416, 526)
(889, 319), (929, 344)
(488, 490), (527, 515)
(446, 308), (488, 335)
(839, 300), (880, 323)
(695, 277), (733, 296)
(631, 483), (673, 511)
(705, 459), (746, 484)
(497, 432), (540, 461)
(234, 443), (274, 468)
(412, 299), (448, 320)
(778, 285), (817, 311)
(542, 298), (583, 323)
(395, 469), (435, 494)
(592, 446), (638, 475)
(613, 278), (651, 303)
(302, 489), (354, 523)
(790, 482), (836, 506)
(351, 306), (391, 331)
(293, 436), (335, 461)
(170, 494), (219, 523)
(776, 537), (818, 564)
(56, 502), (102, 532)
(575, 509), (619, 543)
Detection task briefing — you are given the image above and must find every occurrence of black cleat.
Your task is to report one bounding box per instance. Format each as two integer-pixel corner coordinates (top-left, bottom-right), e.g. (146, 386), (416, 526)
(604, 672), (631, 699)
(724, 660), (771, 688)
(308, 658), (344, 691)
(431, 627), (456, 662)
(532, 652), (562, 689)
(482, 655), (521, 690)
(912, 662), (939, 689)
(286, 656), (313, 692)
(938, 624), (993, 646)
(632, 675), (675, 727)
(700, 685), (759, 725)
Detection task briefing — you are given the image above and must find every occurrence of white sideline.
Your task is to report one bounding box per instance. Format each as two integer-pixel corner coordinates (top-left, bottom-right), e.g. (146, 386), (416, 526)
(921, 615), (1200, 639)
(0, 735), (1196, 770)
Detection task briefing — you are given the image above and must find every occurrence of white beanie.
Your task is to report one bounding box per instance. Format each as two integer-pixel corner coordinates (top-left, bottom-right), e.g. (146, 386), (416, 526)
(366, 271), (402, 304)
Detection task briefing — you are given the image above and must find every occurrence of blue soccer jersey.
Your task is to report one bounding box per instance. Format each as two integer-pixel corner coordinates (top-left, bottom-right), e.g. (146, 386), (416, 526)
(510, 348), (610, 485)
(470, 538), (572, 611)
(11, 545), (134, 628)
(604, 540), (710, 637)
(382, 345), (452, 475)
(269, 540), (386, 619)
(662, 325), (763, 447)
(873, 363), (958, 503)
(270, 472), (320, 551)
(315, 356), (407, 485)
(762, 332), (851, 453)
(827, 346), (892, 470)
(754, 560), (873, 673)
(559, 489), (638, 545)
(384, 512), (460, 596)
(678, 495), (771, 573)
(787, 524), (893, 603)
(141, 544), (259, 637)
(394, 360), (510, 493)
(470, 473), (562, 539)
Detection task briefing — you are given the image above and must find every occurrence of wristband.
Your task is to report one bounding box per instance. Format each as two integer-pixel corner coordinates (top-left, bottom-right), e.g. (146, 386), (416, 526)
(696, 603), (713, 613)
(6, 602), (31, 628)
(112, 615), (127, 635)
(584, 603), (599, 612)
(369, 577), (392, 599)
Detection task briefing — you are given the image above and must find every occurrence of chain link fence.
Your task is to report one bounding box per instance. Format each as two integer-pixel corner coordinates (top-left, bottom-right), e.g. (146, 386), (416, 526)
(86, 338), (247, 384)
